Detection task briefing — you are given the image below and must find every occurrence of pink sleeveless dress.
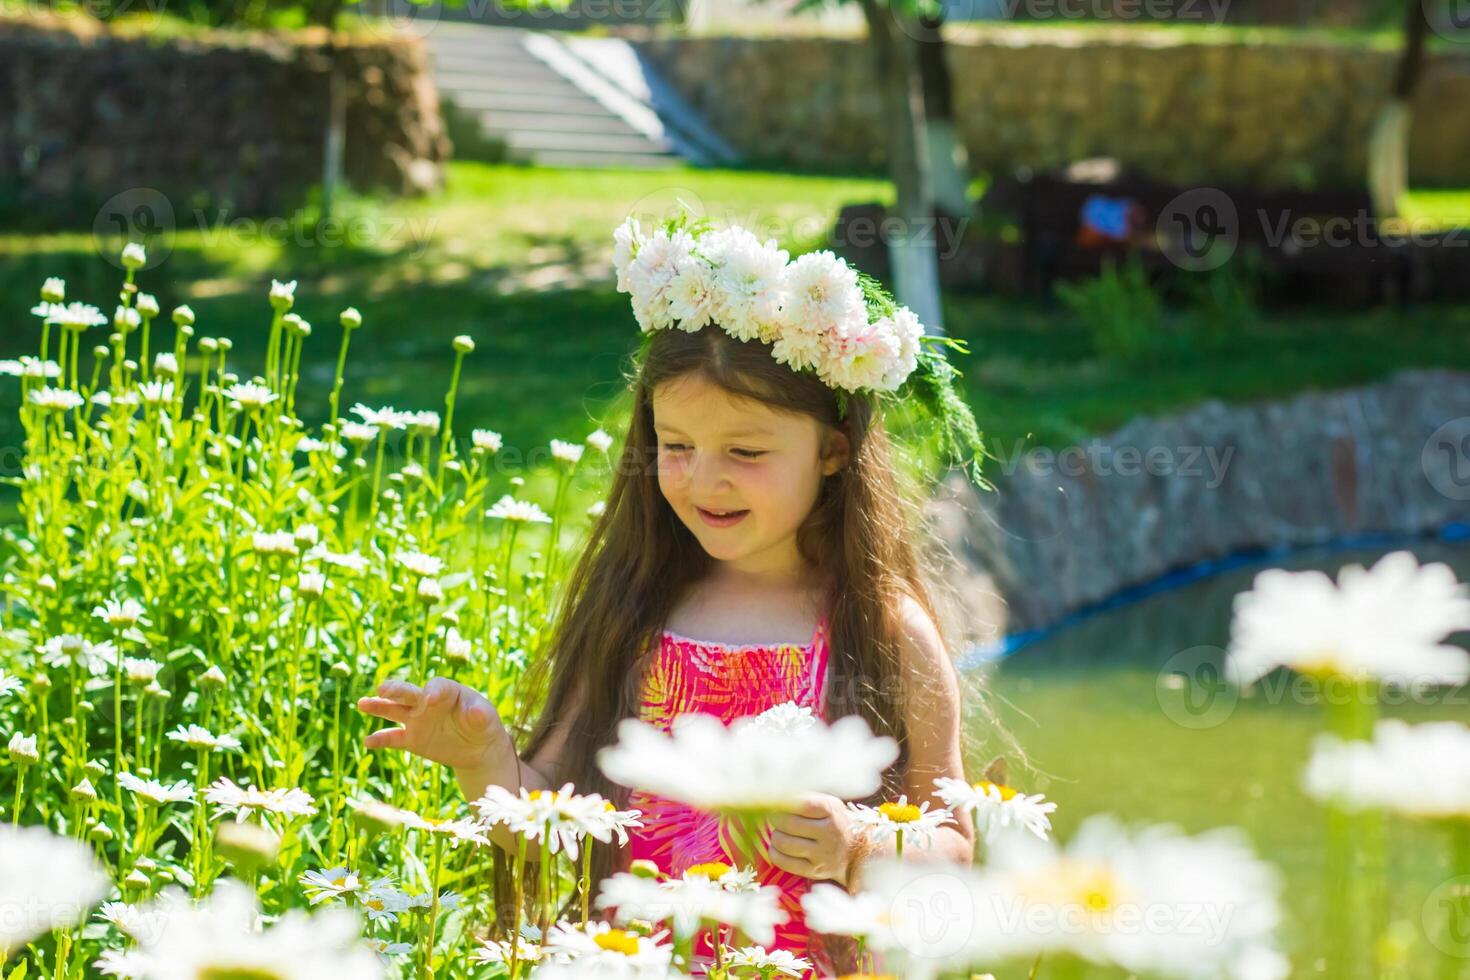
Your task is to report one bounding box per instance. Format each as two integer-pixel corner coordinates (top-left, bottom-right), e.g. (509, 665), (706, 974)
(624, 611), (833, 973)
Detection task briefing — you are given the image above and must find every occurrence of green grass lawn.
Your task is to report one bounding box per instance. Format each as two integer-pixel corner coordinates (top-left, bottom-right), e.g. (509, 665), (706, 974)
(5, 162), (1469, 464)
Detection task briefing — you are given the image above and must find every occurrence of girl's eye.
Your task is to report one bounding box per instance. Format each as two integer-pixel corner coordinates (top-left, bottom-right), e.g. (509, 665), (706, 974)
(661, 443), (690, 454)
(732, 449), (766, 460)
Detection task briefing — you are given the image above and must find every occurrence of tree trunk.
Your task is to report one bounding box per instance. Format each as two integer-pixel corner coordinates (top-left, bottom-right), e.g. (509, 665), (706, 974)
(858, 0), (944, 333)
(1368, 0), (1430, 220)
(916, 9), (973, 220)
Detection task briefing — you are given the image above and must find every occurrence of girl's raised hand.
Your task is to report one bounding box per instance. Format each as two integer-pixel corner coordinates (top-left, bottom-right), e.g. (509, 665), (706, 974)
(357, 677), (511, 773)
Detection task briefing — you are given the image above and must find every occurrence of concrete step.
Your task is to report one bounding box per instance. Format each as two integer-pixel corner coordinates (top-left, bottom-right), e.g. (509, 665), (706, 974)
(432, 71), (586, 98)
(479, 110), (644, 136)
(432, 51), (556, 77)
(531, 150), (684, 169)
(440, 89), (612, 118)
(502, 129), (674, 155)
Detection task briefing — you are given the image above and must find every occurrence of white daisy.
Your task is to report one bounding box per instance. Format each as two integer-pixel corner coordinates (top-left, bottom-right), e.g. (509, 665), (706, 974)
(597, 701), (898, 811)
(535, 920), (674, 977)
(800, 881), (895, 946)
(394, 551), (444, 577)
(118, 772), (195, 806)
(93, 596), (147, 629)
(934, 776), (1056, 841)
(223, 382), (279, 412)
(350, 403), (410, 431)
(44, 301), (108, 331)
(0, 670), (22, 698)
(487, 494), (552, 524)
(550, 439), (585, 466)
(724, 945), (811, 977)
(1304, 718), (1470, 819)
(28, 386), (84, 412)
(846, 795), (956, 851)
(0, 826), (109, 953)
(38, 634), (117, 676)
(206, 778), (317, 822)
(166, 725), (242, 752)
(1225, 550), (1470, 689)
(120, 879), (383, 979)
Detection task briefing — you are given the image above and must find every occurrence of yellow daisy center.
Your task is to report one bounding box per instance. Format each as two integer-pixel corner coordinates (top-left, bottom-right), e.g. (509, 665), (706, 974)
(686, 861), (731, 880)
(594, 929), (640, 955)
(878, 802), (922, 823)
(975, 780), (1017, 801)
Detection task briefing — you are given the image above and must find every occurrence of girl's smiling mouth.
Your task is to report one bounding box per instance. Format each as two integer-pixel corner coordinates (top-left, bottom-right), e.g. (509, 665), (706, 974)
(695, 506), (750, 527)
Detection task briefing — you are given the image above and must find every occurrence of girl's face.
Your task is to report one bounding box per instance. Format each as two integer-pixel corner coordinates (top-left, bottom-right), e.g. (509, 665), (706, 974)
(653, 373), (849, 582)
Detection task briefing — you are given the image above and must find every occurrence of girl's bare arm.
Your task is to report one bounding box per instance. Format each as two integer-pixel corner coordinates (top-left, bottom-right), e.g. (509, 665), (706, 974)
(357, 676), (586, 859)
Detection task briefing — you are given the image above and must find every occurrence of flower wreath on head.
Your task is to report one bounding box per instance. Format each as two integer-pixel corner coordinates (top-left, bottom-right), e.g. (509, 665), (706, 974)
(612, 210), (991, 490)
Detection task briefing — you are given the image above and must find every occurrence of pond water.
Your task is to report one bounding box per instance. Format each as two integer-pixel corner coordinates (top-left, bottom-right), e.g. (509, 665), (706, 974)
(975, 539), (1470, 977)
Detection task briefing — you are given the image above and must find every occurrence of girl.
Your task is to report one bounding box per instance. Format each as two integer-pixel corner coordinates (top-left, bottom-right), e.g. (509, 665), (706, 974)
(357, 216), (994, 973)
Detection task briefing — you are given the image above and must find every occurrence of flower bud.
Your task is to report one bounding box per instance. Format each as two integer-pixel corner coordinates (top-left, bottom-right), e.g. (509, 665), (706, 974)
(453, 335), (475, 354)
(339, 307), (362, 330)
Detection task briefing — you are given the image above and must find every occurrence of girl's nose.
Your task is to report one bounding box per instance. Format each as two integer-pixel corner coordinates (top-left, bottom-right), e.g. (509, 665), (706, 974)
(688, 451), (734, 495)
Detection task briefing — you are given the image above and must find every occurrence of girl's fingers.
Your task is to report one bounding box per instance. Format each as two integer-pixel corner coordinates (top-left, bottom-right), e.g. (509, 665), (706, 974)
(363, 727), (409, 750)
(769, 828), (814, 858)
(357, 697), (413, 724)
(376, 679), (424, 705)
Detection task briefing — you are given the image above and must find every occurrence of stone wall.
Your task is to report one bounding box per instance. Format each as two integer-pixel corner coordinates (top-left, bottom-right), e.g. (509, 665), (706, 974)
(0, 15), (451, 218)
(635, 28), (1470, 188)
(926, 369), (1470, 639)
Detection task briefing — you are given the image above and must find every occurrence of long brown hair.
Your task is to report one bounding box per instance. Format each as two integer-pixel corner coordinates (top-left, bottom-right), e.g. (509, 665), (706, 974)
(492, 323), (986, 930)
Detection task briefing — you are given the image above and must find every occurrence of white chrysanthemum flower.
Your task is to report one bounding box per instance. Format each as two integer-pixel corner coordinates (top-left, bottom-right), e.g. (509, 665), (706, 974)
(666, 258), (720, 332)
(121, 243), (147, 269)
(535, 920), (674, 976)
(93, 597), (147, 629)
(363, 937), (413, 961)
(351, 403), (409, 431)
(400, 813), (490, 848)
(152, 351), (179, 377)
(359, 882), (414, 926)
(769, 326), (826, 375)
(781, 249), (865, 333)
(442, 626), (473, 663)
(703, 226), (789, 342)
(935, 776), (1056, 842)
(223, 382), (279, 412)
(585, 428), (613, 454)
(39, 634), (117, 676)
(45, 301), (108, 331)
(39, 276), (65, 302)
(724, 945), (811, 977)
(612, 215), (647, 293)
(487, 494), (552, 524)
(1304, 718), (1470, 819)
(166, 725), (241, 753)
(114, 306), (141, 331)
(624, 228), (696, 333)
(394, 551), (443, 577)
(119, 879), (383, 979)
(206, 778), (317, 822)
(846, 795), (956, 851)
(119, 772), (195, 806)
(472, 428), (503, 453)
(597, 701), (897, 811)
(1225, 550), (1470, 689)
(818, 317), (901, 394)
(0, 826), (110, 953)
(28, 386), (85, 412)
